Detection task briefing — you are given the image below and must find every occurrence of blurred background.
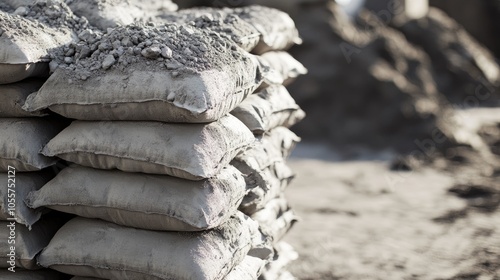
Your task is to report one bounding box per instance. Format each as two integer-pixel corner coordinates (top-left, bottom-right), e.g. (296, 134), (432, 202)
(171, 0), (500, 279)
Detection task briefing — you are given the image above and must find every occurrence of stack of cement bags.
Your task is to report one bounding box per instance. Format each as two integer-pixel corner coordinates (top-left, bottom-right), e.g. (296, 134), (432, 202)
(1, 0), (305, 279)
(0, 3), (75, 278)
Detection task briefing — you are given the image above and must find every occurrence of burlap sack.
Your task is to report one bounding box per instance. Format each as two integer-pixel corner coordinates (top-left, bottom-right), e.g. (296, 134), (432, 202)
(234, 6), (301, 55)
(0, 10), (73, 83)
(23, 24), (266, 123)
(0, 63), (49, 85)
(27, 165), (246, 231)
(259, 242), (298, 280)
(0, 79), (46, 117)
(239, 161), (295, 215)
(232, 86), (305, 134)
(38, 213), (262, 280)
(68, 0), (178, 29)
(0, 270), (65, 280)
(251, 196), (298, 242)
(0, 171), (53, 227)
(159, 8), (260, 52)
(225, 255), (266, 280)
(258, 52), (307, 86)
(263, 127), (301, 159)
(0, 119), (64, 172)
(0, 218), (64, 270)
(42, 115), (254, 180)
(232, 129), (298, 214)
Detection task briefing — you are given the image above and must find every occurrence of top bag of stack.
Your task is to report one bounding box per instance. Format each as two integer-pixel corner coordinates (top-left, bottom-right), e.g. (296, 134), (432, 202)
(0, 1), (79, 84)
(24, 22), (266, 123)
(67, 0), (178, 30)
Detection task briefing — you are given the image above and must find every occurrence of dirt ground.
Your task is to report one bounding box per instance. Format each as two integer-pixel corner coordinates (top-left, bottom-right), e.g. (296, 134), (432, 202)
(284, 143), (500, 280)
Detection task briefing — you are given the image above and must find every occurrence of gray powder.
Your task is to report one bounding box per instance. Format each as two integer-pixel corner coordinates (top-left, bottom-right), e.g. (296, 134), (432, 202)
(48, 21), (248, 81)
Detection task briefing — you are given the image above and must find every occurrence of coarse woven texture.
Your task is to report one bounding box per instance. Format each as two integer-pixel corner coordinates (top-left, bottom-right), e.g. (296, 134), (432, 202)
(251, 196), (298, 243)
(0, 171), (53, 227)
(0, 118), (65, 172)
(0, 63), (48, 84)
(225, 255), (267, 280)
(259, 242), (298, 280)
(233, 6), (302, 55)
(0, 3), (79, 64)
(0, 218), (64, 270)
(258, 51), (307, 86)
(39, 213), (260, 280)
(27, 165), (246, 231)
(0, 270), (65, 280)
(232, 86), (305, 135)
(158, 7), (260, 52)
(23, 22), (266, 123)
(42, 115), (254, 180)
(0, 79), (46, 117)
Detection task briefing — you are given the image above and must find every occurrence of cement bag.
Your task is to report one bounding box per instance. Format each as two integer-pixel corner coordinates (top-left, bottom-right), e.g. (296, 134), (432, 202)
(0, 6), (75, 84)
(0, 171), (53, 227)
(0, 63), (49, 85)
(240, 162), (295, 215)
(39, 213), (261, 280)
(0, 218), (64, 270)
(68, 0), (178, 29)
(259, 242), (298, 280)
(251, 196), (298, 243)
(258, 52), (307, 86)
(0, 270), (65, 280)
(42, 115), (254, 180)
(232, 86), (305, 134)
(0, 79), (46, 117)
(225, 255), (266, 280)
(24, 23), (265, 123)
(27, 165), (246, 231)
(264, 127), (301, 159)
(232, 138), (295, 214)
(159, 8), (260, 52)
(0, 119), (65, 172)
(234, 6), (302, 55)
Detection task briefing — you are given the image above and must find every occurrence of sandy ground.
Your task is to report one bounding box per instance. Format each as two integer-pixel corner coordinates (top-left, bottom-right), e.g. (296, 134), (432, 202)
(284, 143), (500, 280)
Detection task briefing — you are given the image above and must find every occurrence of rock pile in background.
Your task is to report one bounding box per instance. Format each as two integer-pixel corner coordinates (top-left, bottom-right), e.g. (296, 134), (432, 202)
(0, 0), (306, 279)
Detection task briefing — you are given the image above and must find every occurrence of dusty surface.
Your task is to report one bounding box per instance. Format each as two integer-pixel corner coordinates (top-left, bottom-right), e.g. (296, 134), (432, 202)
(284, 143), (500, 280)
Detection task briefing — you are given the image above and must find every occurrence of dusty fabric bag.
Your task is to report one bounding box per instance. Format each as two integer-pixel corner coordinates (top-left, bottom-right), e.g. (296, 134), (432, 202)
(234, 6), (301, 55)
(239, 161), (295, 215)
(0, 3), (79, 84)
(42, 115), (254, 180)
(232, 86), (305, 134)
(67, 0), (177, 30)
(0, 119), (65, 172)
(27, 165), (246, 231)
(263, 127), (301, 159)
(159, 8), (260, 52)
(225, 255), (266, 280)
(259, 242), (298, 280)
(258, 52), (307, 86)
(0, 79), (46, 117)
(0, 171), (53, 227)
(0, 270), (65, 280)
(251, 196), (298, 243)
(0, 63), (49, 85)
(0, 218), (64, 270)
(23, 23), (266, 123)
(39, 213), (261, 280)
